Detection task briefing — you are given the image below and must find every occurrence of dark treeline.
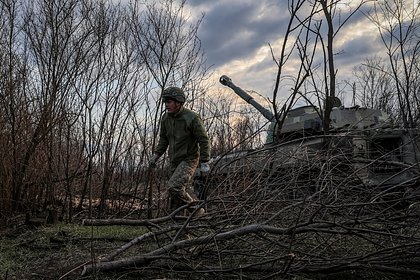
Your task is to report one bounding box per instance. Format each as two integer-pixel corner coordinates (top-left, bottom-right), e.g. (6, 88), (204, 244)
(0, 0), (419, 224)
(0, 0), (264, 222)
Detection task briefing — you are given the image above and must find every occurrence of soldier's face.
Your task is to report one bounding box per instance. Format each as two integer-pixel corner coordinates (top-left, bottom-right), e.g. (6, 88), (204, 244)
(164, 99), (181, 114)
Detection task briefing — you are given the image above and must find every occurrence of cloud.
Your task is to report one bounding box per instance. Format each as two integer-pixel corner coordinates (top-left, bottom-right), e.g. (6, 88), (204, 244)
(185, 0), (388, 105)
(189, 0), (289, 68)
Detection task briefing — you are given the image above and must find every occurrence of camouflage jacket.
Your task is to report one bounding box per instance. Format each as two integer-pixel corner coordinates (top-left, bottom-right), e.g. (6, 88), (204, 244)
(154, 107), (210, 165)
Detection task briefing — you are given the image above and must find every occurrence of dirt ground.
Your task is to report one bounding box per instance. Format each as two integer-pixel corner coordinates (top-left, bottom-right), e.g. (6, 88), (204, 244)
(0, 221), (167, 280)
(2, 208), (419, 280)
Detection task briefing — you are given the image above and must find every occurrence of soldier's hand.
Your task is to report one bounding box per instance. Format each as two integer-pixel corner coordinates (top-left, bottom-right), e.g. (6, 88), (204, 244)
(149, 154), (159, 168)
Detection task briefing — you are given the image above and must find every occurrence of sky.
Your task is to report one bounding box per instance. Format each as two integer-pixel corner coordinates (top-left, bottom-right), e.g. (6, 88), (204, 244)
(183, 0), (396, 107)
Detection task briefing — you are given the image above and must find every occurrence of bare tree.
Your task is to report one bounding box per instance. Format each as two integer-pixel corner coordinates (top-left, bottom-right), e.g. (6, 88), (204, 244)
(353, 56), (398, 118)
(201, 90), (267, 156)
(0, 0), (28, 215)
(270, 0), (314, 132)
(129, 0), (208, 144)
(0, 0), (212, 222)
(20, 0), (116, 218)
(128, 0), (209, 217)
(368, 0), (420, 127)
(270, 0), (370, 134)
(203, 91), (237, 155)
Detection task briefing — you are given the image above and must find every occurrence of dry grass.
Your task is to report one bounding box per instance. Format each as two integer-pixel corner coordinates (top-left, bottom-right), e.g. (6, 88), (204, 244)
(0, 223), (149, 280)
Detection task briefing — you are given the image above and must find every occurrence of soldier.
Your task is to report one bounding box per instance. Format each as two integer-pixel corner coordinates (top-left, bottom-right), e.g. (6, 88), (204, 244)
(149, 86), (210, 215)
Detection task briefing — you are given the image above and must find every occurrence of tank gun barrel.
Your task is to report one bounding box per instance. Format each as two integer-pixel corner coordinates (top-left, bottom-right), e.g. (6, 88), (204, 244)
(219, 75), (274, 122)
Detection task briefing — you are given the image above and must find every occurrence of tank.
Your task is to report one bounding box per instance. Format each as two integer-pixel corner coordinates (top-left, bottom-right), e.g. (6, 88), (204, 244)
(212, 75), (420, 189)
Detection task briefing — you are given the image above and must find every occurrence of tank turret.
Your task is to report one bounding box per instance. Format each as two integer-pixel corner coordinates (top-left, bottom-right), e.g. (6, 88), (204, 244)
(220, 75), (395, 143)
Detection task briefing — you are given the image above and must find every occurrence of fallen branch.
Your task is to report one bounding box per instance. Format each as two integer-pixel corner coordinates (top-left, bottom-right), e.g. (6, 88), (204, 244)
(81, 222), (334, 275)
(101, 226), (184, 262)
(81, 204), (204, 227)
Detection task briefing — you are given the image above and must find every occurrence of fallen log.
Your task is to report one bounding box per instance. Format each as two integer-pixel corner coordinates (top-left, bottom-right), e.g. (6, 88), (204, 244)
(81, 204), (201, 227)
(80, 222), (333, 276)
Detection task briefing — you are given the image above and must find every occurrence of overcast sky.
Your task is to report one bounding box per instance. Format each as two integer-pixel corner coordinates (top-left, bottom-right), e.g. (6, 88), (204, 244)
(184, 0), (390, 106)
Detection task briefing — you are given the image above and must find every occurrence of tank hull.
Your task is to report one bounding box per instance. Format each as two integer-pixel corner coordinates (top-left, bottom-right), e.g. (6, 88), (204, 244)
(212, 128), (420, 189)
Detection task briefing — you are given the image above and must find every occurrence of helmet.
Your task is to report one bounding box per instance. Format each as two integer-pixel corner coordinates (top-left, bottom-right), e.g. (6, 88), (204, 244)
(162, 87), (186, 103)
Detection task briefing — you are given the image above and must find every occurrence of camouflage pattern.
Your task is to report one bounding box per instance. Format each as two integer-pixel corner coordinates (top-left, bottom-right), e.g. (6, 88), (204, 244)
(167, 158), (199, 211)
(155, 107), (211, 165)
(162, 87), (186, 103)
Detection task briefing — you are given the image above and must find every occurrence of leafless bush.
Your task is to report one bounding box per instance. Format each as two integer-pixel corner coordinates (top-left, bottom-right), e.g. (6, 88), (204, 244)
(0, 0), (210, 222)
(81, 143), (420, 278)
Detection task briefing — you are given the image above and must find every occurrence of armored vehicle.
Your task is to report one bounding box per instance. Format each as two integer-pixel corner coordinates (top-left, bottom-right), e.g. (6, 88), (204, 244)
(211, 75), (420, 190)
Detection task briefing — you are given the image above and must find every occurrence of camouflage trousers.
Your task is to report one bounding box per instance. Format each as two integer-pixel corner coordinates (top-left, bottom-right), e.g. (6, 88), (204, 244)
(168, 158), (199, 212)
